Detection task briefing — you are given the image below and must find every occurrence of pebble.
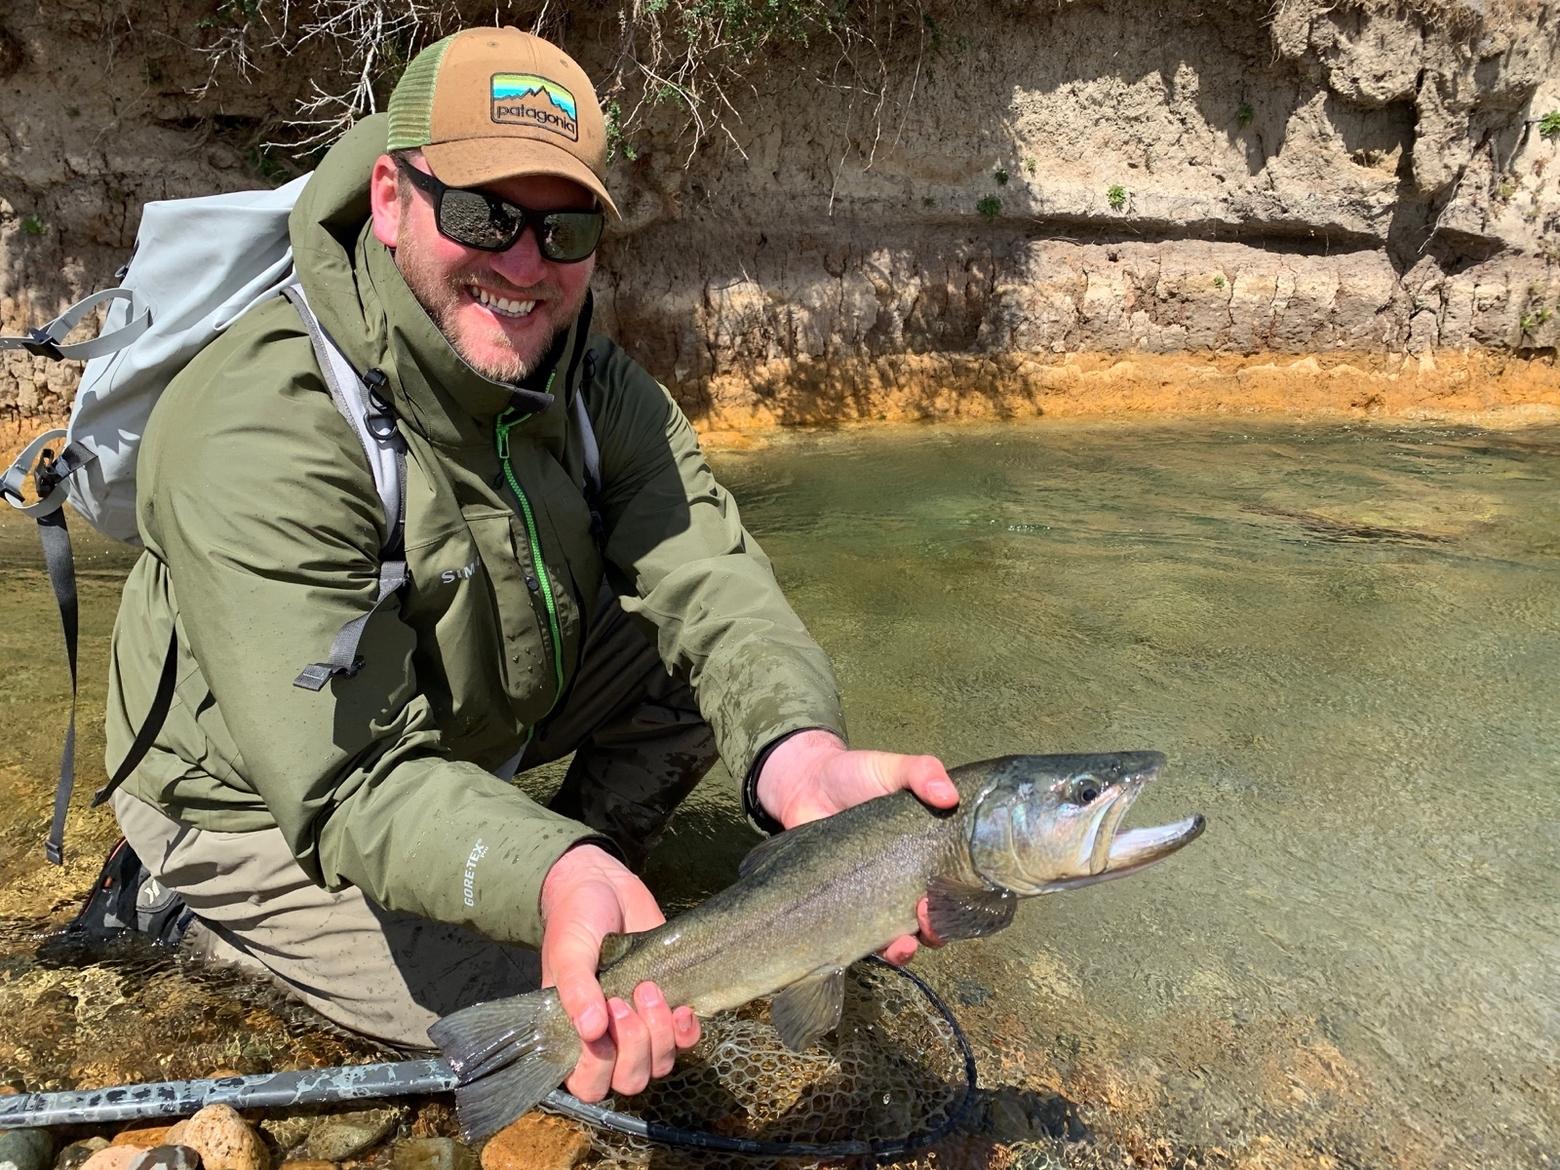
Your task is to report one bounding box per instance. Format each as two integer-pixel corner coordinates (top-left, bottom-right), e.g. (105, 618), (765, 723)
(479, 1115), (589, 1170)
(109, 1129), (173, 1150)
(126, 1148), (201, 1170)
(55, 1139), (109, 1170)
(303, 1108), (400, 1162)
(0, 1129), (55, 1170)
(165, 1105), (269, 1170)
(390, 1138), (477, 1170)
(953, 978), (993, 1006)
(77, 1150), (141, 1170)
(255, 1120), (314, 1156)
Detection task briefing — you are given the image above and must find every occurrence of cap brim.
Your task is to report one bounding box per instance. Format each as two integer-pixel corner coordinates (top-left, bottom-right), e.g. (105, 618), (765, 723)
(422, 138), (620, 220)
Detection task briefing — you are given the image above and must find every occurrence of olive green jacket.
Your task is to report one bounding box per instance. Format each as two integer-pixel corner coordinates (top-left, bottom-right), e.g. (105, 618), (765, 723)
(105, 115), (846, 946)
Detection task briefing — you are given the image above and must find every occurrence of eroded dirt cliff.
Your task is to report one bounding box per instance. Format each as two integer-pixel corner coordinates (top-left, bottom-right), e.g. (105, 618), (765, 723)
(1, 0), (1557, 432)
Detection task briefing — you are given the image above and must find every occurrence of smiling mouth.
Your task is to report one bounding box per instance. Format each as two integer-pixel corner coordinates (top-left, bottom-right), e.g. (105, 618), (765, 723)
(467, 284), (538, 319)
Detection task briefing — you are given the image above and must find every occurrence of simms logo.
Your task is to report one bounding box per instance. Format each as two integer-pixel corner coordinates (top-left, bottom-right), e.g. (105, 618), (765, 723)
(463, 838), (488, 908)
(441, 559), (480, 585)
(491, 72), (578, 141)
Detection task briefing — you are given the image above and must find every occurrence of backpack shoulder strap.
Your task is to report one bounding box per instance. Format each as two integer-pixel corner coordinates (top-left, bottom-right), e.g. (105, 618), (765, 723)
(280, 284), (410, 692)
(572, 383), (601, 499)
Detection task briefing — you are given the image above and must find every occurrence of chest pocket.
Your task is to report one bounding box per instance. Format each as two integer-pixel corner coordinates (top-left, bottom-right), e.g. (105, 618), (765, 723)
(401, 506), (561, 750)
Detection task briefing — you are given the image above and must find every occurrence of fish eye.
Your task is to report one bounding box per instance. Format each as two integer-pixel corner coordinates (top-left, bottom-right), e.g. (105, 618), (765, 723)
(1075, 778), (1100, 804)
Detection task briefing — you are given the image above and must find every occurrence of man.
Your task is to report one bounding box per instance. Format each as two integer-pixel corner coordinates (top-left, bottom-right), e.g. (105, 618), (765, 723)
(103, 26), (955, 1105)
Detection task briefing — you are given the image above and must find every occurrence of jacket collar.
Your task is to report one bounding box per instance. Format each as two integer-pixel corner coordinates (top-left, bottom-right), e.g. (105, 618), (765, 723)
(357, 227), (590, 451)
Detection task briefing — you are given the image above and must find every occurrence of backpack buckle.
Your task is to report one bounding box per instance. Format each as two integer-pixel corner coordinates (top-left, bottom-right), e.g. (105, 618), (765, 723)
(23, 327), (65, 362)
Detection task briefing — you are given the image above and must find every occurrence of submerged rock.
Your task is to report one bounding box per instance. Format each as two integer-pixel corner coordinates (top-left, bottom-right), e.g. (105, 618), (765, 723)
(55, 1139), (109, 1170)
(108, 1129), (174, 1150)
(982, 1087), (1089, 1143)
(303, 1108), (401, 1162)
(0, 1128), (55, 1170)
(390, 1137), (478, 1170)
(479, 1115), (589, 1170)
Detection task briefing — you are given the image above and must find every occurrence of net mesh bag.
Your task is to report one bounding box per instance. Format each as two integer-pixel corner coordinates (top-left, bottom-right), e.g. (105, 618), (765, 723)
(572, 961), (973, 1168)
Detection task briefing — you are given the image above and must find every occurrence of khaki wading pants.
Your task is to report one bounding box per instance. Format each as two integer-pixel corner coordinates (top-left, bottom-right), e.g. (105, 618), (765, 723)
(112, 593), (718, 1049)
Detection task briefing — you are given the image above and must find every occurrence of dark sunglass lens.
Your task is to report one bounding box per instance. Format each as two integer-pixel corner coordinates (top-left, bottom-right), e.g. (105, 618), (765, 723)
(440, 190), (517, 249)
(539, 212), (604, 262)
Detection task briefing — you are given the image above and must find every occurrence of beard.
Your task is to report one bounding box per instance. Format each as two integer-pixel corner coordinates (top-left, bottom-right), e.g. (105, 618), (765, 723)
(391, 233), (585, 385)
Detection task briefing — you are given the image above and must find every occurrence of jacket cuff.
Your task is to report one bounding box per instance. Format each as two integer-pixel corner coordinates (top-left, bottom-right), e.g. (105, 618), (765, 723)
(741, 727), (840, 836)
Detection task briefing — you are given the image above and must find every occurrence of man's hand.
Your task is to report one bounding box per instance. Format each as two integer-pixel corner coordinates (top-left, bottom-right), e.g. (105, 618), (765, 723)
(539, 843), (700, 1102)
(755, 730), (958, 964)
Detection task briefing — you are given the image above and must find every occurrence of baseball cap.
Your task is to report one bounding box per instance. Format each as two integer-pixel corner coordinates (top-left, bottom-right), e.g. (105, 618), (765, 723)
(386, 27), (619, 218)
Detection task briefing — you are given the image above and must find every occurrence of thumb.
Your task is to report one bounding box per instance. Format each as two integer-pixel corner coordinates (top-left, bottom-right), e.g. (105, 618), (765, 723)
(546, 917), (611, 1042)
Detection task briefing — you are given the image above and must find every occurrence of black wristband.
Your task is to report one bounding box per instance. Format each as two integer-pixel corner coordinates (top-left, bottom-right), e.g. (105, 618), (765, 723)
(742, 728), (840, 836)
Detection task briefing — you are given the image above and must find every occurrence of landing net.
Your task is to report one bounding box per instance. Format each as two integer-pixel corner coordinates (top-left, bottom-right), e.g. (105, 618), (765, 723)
(547, 958), (977, 1166)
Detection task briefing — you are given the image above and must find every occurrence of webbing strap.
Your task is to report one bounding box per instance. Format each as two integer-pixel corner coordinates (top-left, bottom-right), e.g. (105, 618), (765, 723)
(39, 509), (79, 865)
(0, 288), (151, 362)
(293, 558), (409, 691)
(281, 284), (410, 691)
(2, 429), (71, 518)
(91, 630), (178, 810)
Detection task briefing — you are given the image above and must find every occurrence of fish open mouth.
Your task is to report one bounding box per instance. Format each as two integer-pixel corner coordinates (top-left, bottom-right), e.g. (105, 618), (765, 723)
(1046, 812), (1204, 891)
(1051, 753), (1204, 891)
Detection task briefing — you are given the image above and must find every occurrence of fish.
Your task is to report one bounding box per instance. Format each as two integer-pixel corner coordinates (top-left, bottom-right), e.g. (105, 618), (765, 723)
(429, 751), (1205, 1138)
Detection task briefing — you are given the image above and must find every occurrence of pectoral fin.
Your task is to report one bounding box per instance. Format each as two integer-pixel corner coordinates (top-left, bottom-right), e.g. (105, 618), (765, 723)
(771, 968), (846, 1052)
(924, 875), (1017, 941)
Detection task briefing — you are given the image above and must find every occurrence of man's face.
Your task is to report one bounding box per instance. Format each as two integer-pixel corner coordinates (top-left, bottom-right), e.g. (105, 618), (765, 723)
(370, 154), (597, 384)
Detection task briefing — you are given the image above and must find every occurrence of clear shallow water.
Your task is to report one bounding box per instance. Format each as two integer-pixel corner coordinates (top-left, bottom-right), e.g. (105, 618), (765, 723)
(710, 420), (1560, 1168)
(1, 419), (1556, 1168)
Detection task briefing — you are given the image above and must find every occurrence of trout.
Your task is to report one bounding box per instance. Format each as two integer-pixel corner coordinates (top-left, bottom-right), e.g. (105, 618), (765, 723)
(430, 751), (1205, 1137)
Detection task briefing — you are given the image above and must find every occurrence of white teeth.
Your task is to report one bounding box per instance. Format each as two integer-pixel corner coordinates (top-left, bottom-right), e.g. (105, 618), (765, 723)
(469, 286), (537, 318)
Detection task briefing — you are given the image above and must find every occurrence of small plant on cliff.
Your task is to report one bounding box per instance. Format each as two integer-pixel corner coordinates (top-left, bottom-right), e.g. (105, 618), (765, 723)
(1212, 274), (1225, 289)
(993, 167), (1009, 186)
(976, 196), (1001, 220)
(1540, 111), (1560, 141)
(1106, 184), (1127, 212)
(604, 101), (640, 163)
(1237, 102), (1254, 128)
(19, 214), (45, 237)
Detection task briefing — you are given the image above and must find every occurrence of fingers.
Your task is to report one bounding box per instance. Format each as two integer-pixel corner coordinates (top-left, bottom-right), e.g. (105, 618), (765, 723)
(562, 986), (699, 1102)
(565, 1028), (619, 1102)
(915, 895), (947, 948)
(673, 1005), (701, 1050)
(879, 934), (919, 966)
(634, 982), (679, 1079)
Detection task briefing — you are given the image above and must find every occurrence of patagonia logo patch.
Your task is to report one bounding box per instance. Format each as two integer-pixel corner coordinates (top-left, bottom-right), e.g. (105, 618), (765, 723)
(491, 73), (578, 140)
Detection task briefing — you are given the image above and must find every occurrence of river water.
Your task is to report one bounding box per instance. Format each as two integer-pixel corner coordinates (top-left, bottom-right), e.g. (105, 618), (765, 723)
(1, 418), (1556, 1169)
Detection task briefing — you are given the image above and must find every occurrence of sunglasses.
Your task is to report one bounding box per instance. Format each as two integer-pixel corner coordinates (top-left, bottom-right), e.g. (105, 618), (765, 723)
(393, 156), (605, 263)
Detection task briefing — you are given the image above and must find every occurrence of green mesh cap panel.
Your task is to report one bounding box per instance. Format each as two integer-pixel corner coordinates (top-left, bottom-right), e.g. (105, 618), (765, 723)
(387, 35), (456, 149)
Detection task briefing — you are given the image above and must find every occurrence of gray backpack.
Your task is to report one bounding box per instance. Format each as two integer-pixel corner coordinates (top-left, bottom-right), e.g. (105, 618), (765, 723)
(1, 178), (598, 862)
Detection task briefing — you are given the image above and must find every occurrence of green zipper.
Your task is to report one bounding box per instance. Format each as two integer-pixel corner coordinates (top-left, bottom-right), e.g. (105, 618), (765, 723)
(495, 373), (566, 710)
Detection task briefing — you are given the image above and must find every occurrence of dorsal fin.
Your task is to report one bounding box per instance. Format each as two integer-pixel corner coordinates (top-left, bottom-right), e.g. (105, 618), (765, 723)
(737, 826), (818, 878)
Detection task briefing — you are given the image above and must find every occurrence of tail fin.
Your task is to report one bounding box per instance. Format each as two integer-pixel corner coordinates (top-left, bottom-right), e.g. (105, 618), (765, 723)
(427, 989), (580, 1139)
